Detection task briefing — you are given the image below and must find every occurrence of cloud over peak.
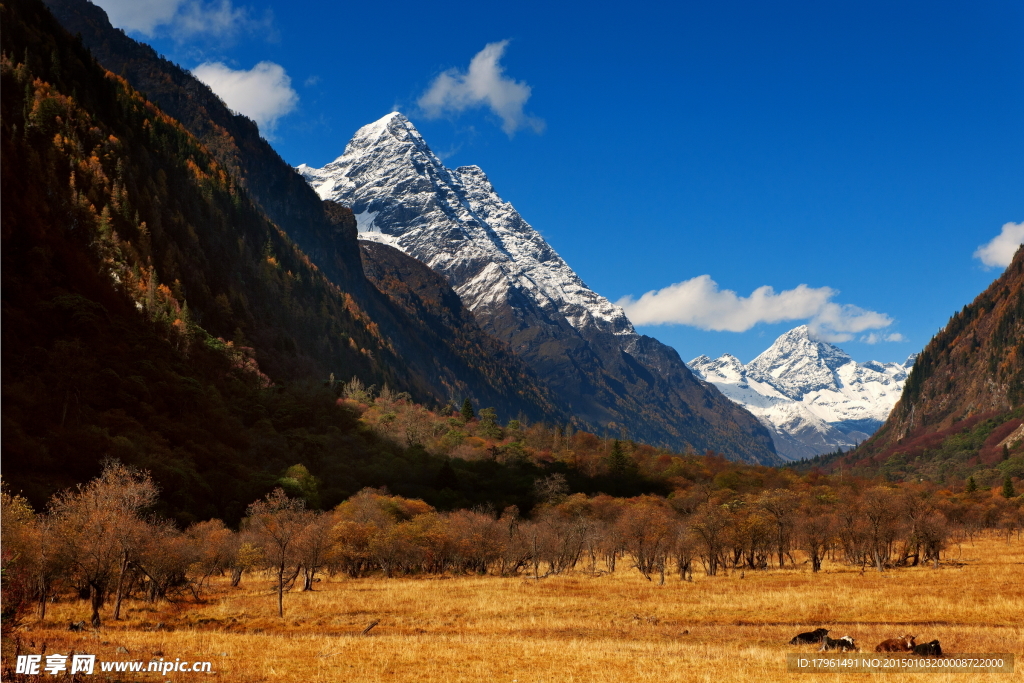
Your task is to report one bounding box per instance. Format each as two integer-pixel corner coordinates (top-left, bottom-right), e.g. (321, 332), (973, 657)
(418, 40), (544, 136)
(974, 221), (1024, 268)
(191, 61), (297, 134)
(94, 0), (268, 41)
(617, 275), (894, 343)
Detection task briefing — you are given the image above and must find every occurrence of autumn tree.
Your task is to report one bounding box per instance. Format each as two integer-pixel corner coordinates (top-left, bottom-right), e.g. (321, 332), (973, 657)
(757, 488), (799, 568)
(861, 486), (904, 572)
(916, 511), (949, 569)
(185, 519), (236, 598)
(797, 490), (836, 573)
(691, 502), (731, 576)
(244, 488), (309, 617)
(616, 497), (676, 583)
(49, 462), (158, 626)
(133, 520), (192, 604)
(295, 510), (337, 590)
(1, 489), (46, 622)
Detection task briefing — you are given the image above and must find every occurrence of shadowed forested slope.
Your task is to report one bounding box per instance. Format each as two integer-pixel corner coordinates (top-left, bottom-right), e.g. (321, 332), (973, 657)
(814, 248), (1024, 487)
(0, 0), (560, 523)
(40, 0), (564, 425)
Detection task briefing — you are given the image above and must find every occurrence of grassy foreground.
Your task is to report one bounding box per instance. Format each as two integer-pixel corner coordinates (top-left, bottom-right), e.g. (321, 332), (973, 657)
(4, 534), (1022, 683)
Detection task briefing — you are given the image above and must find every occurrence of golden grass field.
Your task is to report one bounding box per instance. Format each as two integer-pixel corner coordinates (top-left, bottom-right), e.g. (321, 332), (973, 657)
(5, 533), (1022, 682)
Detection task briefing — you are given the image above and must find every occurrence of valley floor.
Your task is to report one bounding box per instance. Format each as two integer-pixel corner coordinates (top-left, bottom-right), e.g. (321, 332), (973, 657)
(4, 535), (1022, 683)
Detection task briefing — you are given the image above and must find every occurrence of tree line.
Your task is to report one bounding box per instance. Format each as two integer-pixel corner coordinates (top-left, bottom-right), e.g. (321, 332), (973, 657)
(3, 461), (1021, 626)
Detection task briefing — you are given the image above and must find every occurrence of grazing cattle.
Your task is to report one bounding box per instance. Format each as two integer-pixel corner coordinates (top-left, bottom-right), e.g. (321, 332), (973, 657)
(912, 640), (942, 657)
(790, 628), (829, 645)
(820, 635), (858, 652)
(875, 635), (916, 652)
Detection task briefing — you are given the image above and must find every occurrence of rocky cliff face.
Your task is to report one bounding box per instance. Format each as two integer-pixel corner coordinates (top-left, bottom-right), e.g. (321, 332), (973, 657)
(300, 113), (780, 464)
(689, 326), (913, 460)
(358, 240), (563, 422)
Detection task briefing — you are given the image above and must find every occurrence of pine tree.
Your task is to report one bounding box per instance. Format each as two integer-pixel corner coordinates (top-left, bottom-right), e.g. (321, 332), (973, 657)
(460, 398), (475, 422)
(607, 439), (637, 479)
(435, 459), (460, 491)
(1002, 475), (1017, 499)
(966, 476), (978, 493)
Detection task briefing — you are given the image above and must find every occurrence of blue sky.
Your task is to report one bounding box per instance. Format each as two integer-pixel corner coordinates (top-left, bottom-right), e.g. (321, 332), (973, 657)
(93, 0), (1023, 364)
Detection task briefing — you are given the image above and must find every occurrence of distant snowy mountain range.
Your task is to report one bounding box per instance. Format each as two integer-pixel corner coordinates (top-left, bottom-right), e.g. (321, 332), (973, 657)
(298, 112), (781, 464)
(688, 326), (916, 461)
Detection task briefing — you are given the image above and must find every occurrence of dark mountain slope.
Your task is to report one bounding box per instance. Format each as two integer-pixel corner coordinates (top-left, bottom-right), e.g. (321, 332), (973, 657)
(42, 0), (365, 294)
(40, 0), (561, 422)
(359, 241), (563, 421)
(0, 0), (565, 521)
(825, 247), (1024, 484)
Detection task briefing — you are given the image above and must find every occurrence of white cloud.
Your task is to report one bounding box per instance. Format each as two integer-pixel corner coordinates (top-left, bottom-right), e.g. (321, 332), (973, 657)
(94, 0), (183, 34)
(862, 332), (906, 344)
(974, 221), (1024, 268)
(191, 61), (297, 133)
(418, 40), (544, 136)
(94, 0), (261, 40)
(616, 274), (893, 341)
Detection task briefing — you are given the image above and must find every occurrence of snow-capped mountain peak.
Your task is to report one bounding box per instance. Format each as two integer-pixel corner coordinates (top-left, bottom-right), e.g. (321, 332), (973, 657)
(746, 325), (854, 400)
(689, 327), (912, 460)
(296, 113), (782, 464)
(297, 112), (635, 337)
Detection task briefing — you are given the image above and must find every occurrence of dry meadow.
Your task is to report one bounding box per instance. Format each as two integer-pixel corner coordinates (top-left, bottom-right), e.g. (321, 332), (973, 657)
(5, 534), (1022, 683)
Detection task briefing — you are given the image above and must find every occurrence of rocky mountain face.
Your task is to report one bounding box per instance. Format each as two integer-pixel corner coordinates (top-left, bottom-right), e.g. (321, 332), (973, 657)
(299, 113), (780, 464)
(42, 0), (563, 423)
(358, 239), (563, 421)
(689, 326), (914, 460)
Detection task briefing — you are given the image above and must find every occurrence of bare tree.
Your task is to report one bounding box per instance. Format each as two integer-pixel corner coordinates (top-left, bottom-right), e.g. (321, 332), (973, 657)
(691, 502), (731, 576)
(861, 487), (903, 572)
(757, 489), (799, 568)
(184, 519), (235, 598)
(295, 510), (337, 590)
(244, 488), (308, 617)
(616, 498), (676, 583)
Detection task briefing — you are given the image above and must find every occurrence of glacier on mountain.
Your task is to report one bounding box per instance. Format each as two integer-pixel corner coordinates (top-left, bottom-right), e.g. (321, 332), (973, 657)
(688, 326), (916, 461)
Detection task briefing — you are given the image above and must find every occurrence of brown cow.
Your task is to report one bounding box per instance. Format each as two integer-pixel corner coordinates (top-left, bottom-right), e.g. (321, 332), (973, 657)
(875, 635), (916, 652)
